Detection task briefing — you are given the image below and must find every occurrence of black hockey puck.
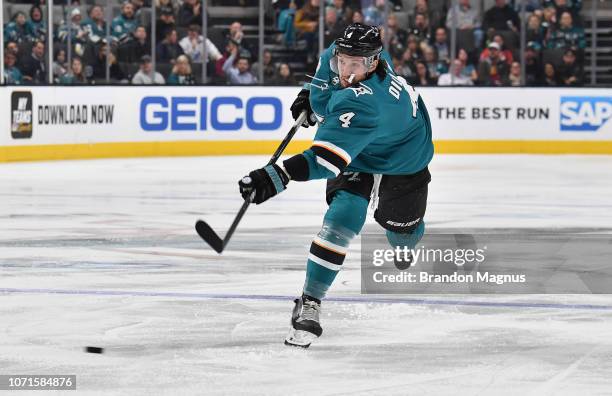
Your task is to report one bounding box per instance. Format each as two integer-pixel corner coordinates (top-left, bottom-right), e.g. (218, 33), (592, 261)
(85, 346), (104, 354)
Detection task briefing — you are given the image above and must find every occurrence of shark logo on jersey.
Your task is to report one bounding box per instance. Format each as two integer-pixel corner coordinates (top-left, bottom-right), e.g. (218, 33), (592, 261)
(332, 76), (340, 86)
(560, 96), (612, 132)
(348, 84), (373, 97)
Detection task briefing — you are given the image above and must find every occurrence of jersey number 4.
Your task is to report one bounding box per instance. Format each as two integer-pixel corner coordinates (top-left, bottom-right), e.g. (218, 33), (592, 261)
(339, 112), (355, 128)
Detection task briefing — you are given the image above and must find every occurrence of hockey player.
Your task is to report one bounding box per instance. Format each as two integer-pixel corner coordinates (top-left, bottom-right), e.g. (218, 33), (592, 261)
(238, 23), (434, 347)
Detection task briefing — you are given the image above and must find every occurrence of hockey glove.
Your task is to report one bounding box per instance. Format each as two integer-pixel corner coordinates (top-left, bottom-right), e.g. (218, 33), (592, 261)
(290, 89), (317, 127)
(239, 164), (290, 204)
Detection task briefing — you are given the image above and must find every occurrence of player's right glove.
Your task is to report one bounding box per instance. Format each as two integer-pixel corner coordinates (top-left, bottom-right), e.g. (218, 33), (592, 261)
(290, 89), (317, 128)
(239, 164), (290, 204)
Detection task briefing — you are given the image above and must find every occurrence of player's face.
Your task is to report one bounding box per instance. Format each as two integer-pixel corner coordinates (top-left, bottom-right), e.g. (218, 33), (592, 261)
(336, 54), (371, 87)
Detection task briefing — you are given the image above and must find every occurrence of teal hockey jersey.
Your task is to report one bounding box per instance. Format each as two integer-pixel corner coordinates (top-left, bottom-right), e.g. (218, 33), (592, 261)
(300, 46), (434, 179)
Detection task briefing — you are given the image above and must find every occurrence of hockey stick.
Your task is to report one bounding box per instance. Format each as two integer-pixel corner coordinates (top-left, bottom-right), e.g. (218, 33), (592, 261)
(195, 111), (308, 253)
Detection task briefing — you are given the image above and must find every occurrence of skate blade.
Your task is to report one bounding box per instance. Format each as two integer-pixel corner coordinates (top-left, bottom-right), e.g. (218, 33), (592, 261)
(284, 328), (318, 348)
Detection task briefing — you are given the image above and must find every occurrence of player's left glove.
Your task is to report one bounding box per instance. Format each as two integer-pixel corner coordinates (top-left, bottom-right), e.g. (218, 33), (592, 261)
(239, 164), (290, 204)
(290, 89), (317, 128)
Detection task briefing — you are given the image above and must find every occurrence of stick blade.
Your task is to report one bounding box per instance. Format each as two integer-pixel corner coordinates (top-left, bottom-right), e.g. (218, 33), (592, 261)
(195, 220), (224, 253)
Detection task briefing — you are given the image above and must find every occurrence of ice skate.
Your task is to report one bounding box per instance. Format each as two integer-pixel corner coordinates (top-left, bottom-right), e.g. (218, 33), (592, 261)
(284, 295), (323, 348)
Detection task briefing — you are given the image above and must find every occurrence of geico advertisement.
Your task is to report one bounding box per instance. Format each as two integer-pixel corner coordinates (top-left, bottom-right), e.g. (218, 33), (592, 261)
(139, 95), (284, 134)
(137, 87), (308, 140)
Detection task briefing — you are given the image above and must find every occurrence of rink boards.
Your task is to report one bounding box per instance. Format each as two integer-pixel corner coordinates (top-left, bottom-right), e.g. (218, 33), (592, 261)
(1, 86), (611, 162)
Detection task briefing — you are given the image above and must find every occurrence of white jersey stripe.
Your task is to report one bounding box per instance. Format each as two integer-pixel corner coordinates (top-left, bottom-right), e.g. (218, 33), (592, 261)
(308, 253), (343, 271)
(316, 156), (340, 177)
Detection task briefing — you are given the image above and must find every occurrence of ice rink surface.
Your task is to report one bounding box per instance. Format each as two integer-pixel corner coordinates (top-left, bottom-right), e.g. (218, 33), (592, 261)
(1, 154), (612, 395)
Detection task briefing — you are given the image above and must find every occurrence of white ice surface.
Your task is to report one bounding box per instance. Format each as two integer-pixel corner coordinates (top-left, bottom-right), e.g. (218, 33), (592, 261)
(1, 154), (612, 395)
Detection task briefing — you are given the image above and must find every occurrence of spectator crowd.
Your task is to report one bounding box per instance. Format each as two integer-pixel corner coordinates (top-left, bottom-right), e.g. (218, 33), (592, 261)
(3, 0), (586, 86)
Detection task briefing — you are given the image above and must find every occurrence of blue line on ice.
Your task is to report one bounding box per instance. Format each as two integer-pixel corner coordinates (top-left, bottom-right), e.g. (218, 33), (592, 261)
(1, 287), (611, 311)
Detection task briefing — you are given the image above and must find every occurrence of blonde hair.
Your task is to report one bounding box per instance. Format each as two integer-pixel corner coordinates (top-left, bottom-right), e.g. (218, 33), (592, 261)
(172, 55), (192, 75)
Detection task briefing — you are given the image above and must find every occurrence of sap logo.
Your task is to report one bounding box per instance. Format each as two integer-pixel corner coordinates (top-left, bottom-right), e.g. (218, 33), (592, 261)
(560, 96), (611, 132)
(140, 96), (282, 131)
